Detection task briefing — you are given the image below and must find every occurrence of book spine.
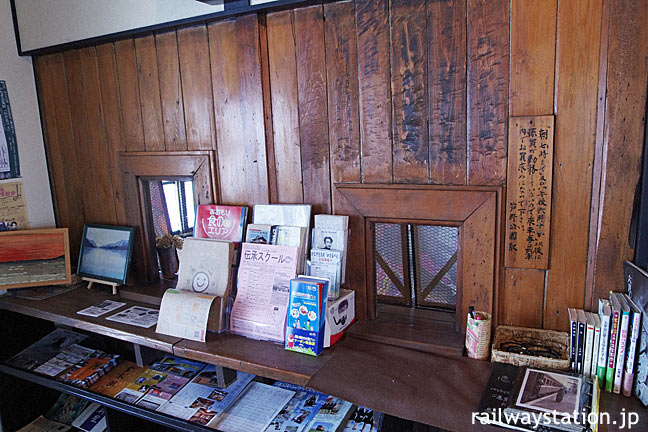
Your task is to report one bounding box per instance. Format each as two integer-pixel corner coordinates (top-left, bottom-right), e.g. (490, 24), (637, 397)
(583, 320), (594, 377)
(605, 310), (620, 392)
(577, 320), (585, 373)
(613, 311), (630, 394)
(622, 307), (642, 396)
(590, 326), (600, 379)
(597, 313), (610, 387)
(570, 316), (577, 371)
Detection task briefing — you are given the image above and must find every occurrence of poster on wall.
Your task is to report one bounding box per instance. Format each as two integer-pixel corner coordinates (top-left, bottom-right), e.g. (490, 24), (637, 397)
(0, 181), (29, 231)
(0, 80), (20, 180)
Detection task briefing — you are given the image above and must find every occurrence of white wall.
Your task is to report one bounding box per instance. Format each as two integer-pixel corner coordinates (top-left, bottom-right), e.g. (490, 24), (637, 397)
(0, 0), (55, 229)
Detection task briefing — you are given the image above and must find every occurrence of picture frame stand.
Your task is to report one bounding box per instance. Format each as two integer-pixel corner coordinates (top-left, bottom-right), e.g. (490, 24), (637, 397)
(82, 276), (119, 295)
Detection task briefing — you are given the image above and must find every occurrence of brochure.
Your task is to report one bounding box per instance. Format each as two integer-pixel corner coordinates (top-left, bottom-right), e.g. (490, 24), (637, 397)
(265, 381), (328, 432)
(105, 306), (159, 328)
(7, 328), (88, 371)
(77, 300), (126, 317)
(156, 289), (216, 342)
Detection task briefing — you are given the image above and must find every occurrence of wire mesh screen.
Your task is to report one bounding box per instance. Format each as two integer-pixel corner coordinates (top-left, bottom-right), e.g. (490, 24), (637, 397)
(149, 181), (170, 238)
(374, 222), (409, 305)
(414, 225), (458, 309)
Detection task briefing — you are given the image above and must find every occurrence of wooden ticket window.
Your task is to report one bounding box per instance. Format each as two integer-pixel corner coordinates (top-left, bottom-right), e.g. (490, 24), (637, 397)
(334, 184), (502, 353)
(120, 151), (218, 283)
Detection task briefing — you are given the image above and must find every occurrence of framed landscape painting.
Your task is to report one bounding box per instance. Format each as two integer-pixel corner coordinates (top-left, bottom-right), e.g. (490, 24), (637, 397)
(77, 224), (135, 285)
(0, 228), (72, 289)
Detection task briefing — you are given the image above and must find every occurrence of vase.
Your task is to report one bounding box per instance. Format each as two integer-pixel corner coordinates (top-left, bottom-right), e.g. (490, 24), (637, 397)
(157, 246), (178, 279)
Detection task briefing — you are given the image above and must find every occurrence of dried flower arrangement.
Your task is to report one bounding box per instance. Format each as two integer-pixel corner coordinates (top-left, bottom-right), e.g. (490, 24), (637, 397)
(155, 234), (184, 249)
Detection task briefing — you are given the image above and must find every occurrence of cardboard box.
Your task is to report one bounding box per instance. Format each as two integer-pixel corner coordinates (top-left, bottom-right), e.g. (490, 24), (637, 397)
(324, 289), (355, 348)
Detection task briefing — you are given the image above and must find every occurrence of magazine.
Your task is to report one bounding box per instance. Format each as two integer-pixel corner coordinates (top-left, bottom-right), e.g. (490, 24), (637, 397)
(33, 343), (95, 377)
(305, 396), (355, 432)
(7, 328), (88, 371)
(158, 369), (255, 421)
(265, 381), (328, 432)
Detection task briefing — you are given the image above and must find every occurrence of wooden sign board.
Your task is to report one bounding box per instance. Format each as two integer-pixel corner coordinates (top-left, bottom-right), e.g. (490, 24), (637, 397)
(0, 228), (72, 289)
(505, 116), (554, 269)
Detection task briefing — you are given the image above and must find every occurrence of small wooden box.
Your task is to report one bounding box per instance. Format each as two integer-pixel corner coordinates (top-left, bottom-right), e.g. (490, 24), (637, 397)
(491, 325), (570, 371)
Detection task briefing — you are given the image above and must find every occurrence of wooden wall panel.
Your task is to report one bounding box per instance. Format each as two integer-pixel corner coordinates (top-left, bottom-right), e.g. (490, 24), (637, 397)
(156, 31), (187, 151)
(96, 43), (127, 225)
(209, 16), (269, 206)
(177, 25), (216, 151)
(294, 6), (331, 214)
(427, 0), (466, 186)
(266, 11), (304, 204)
(390, 0), (428, 184)
(544, 0), (602, 330)
(355, 0), (392, 183)
(134, 35), (165, 151)
(588, 0), (648, 310)
(79, 47), (118, 224)
(467, 0), (509, 186)
(324, 1), (361, 184)
(500, 268), (544, 328)
(114, 39), (145, 152)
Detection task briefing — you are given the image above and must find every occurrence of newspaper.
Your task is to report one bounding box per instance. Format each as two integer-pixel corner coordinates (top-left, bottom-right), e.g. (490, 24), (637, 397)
(230, 243), (298, 343)
(77, 300), (126, 317)
(208, 382), (295, 432)
(156, 289), (215, 342)
(106, 306), (159, 328)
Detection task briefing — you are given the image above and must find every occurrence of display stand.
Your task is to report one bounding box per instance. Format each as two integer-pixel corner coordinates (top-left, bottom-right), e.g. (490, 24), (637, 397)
(82, 277), (119, 295)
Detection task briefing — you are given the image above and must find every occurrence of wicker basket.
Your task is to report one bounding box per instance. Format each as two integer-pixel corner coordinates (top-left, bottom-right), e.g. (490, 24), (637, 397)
(491, 325), (570, 371)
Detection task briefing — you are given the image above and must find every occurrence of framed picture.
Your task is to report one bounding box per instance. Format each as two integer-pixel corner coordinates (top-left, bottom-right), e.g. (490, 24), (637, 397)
(0, 228), (72, 289)
(77, 224), (135, 285)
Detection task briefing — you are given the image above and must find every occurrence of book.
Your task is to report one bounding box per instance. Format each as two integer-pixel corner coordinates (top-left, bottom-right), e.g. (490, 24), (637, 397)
(622, 293), (641, 397)
(568, 308), (578, 371)
(158, 368), (254, 422)
(59, 351), (120, 388)
(71, 403), (106, 432)
(286, 276), (329, 356)
(605, 294), (621, 392)
(583, 312), (595, 377)
(264, 381), (328, 432)
(272, 225), (308, 273)
(590, 314), (601, 380)
(46, 394), (89, 425)
(314, 214), (348, 232)
(194, 204), (248, 242)
(310, 248), (342, 300)
(596, 300), (611, 388)
(613, 292), (630, 394)
(89, 360), (146, 398)
(245, 223), (273, 244)
(305, 396), (355, 432)
(312, 215), (349, 284)
(625, 261), (648, 405)
(576, 309), (586, 374)
(7, 328), (88, 371)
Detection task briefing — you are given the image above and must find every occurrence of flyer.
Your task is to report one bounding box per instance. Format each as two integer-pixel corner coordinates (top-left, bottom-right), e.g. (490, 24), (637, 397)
(0, 181), (28, 231)
(77, 300), (126, 318)
(106, 306), (159, 328)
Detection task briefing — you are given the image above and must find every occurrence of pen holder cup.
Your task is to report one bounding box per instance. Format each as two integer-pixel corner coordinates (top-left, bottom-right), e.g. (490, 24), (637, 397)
(465, 312), (492, 360)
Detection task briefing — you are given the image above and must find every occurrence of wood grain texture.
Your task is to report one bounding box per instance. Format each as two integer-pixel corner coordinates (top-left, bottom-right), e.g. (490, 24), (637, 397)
(467, 0), (509, 185)
(79, 47), (118, 224)
(544, 0), (602, 330)
(209, 15), (269, 206)
(96, 43), (127, 225)
(390, 0), (429, 184)
(266, 11), (304, 204)
(134, 35), (165, 151)
(324, 1), (361, 184)
(258, 15), (278, 204)
(588, 0), (648, 310)
(510, 0), (557, 116)
(355, 0), (392, 183)
(114, 39), (145, 152)
(62, 50), (102, 223)
(500, 268), (544, 328)
(295, 6), (331, 214)
(177, 25), (216, 151)
(34, 54), (85, 258)
(155, 30), (187, 151)
(427, 0), (466, 185)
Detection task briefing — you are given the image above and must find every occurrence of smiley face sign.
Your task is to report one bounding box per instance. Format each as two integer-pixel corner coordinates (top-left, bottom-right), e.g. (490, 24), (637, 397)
(192, 272), (210, 292)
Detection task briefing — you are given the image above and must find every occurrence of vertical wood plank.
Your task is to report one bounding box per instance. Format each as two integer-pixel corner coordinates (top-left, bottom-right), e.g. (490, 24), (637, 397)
(544, 0), (602, 330)
(209, 15), (269, 205)
(96, 43), (127, 224)
(589, 0), (648, 310)
(390, 0), (428, 184)
(156, 30), (187, 151)
(134, 35), (165, 151)
(355, 0), (392, 183)
(35, 54), (85, 257)
(467, 0), (509, 185)
(324, 0), (361, 184)
(177, 25), (216, 151)
(62, 50), (102, 223)
(294, 5), (331, 214)
(79, 47), (118, 224)
(266, 11), (304, 203)
(501, 268), (544, 328)
(427, 0), (467, 185)
(510, 0), (557, 117)
(114, 39), (145, 152)
(258, 14), (278, 204)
